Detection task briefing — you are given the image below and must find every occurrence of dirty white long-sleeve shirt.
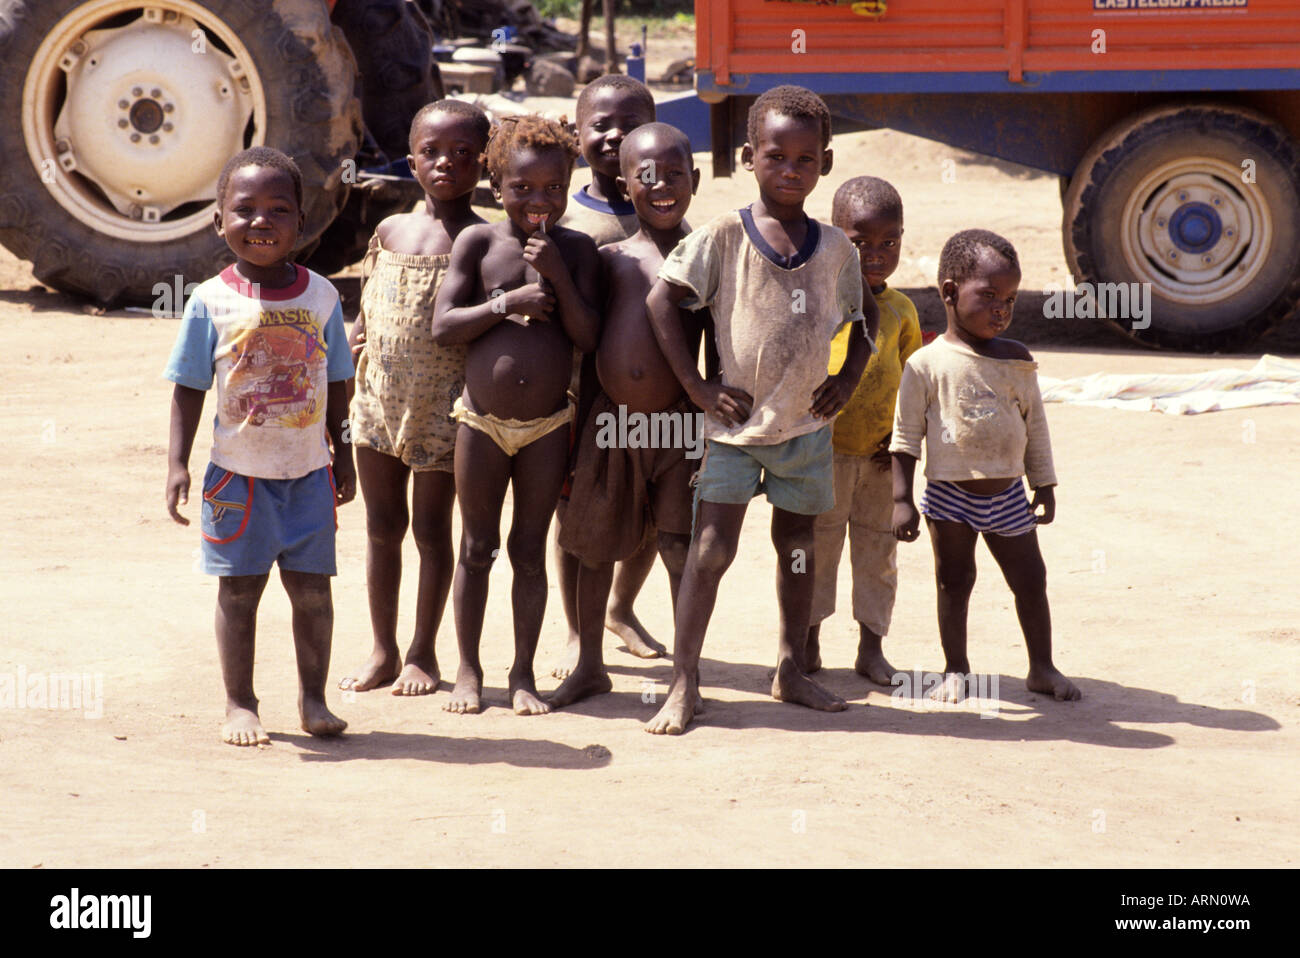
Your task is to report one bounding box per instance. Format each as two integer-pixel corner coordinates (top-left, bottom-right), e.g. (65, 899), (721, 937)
(889, 335), (1057, 488)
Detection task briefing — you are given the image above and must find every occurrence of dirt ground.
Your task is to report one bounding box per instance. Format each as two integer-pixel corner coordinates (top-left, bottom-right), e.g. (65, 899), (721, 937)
(2, 116), (1297, 868)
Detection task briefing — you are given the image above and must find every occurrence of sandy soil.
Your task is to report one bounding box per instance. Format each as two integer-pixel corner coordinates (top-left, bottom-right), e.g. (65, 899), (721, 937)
(1, 121), (1297, 868)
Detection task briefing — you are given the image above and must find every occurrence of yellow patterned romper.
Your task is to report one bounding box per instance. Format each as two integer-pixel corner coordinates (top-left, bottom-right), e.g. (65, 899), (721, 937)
(350, 233), (466, 472)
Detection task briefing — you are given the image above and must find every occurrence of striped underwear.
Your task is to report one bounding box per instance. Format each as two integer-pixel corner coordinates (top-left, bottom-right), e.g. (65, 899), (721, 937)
(920, 479), (1038, 537)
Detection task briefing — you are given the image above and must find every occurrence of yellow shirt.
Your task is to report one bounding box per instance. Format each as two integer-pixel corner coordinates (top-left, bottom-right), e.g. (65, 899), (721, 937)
(828, 285), (922, 456)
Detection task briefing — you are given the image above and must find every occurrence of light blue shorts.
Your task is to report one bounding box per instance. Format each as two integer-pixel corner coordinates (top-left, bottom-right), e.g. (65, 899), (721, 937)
(199, 462), (338, 576)
(694, 427), (835, 517)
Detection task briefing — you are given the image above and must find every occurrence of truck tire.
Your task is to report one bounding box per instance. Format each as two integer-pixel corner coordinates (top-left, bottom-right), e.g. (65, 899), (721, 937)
(0, 0), (361, 306)
(1063, 103), (1300, 350)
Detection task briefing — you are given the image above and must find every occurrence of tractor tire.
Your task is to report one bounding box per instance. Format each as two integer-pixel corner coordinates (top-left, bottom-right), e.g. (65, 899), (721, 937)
(0, 0), (361, 306)
(331, 0), (440, 163)
(1063, 103), (1300, 351)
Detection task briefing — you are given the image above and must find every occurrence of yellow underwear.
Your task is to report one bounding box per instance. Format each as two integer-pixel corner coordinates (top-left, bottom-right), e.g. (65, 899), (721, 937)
(451, 396), (573, 458)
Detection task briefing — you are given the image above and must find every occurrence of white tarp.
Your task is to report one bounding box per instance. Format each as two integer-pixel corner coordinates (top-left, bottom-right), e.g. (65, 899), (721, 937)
(1038, 354), (1300, 415)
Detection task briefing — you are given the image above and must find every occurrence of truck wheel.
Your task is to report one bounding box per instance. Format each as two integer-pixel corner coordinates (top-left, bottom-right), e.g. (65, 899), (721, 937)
(0, 0), (361, 305)
(1063, 103), (1300, 350)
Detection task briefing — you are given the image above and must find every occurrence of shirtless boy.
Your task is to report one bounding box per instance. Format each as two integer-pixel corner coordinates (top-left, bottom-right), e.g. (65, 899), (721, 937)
(432, 115), (600, 714)
(551, 122), (705, 708)
(553, 74), (664, 677)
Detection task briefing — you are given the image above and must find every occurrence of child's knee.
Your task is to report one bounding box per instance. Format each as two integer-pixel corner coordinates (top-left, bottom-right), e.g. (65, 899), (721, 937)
(506, 531), (547, 577)
(1007, 556), (1047, 596)
(412, 514), (453, 554)
(366, 504), (410, 547)
(657, 532), (690, 576)
(771, 517), (815, 556)
(935, 562), (977, 596)
(282, 572), (333, 616)
(693, 526), (738, 576)
(218, 575), (266, 613)
(461, 535), (500, 574)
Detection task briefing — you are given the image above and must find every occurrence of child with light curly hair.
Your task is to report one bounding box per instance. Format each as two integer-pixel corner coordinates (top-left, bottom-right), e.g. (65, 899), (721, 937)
(431, 114), (601, 715)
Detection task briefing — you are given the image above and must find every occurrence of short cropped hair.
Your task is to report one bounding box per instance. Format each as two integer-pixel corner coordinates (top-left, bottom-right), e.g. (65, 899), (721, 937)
(576, 74), (656, 123)
(832, 176), (903, 226)
(938, 229), (1020, 286)
(408, 98), (491, 153)
(619, 122), (693, 173)
(483, 114), (580, 182)
(746, 85), (832, 150)
(217, 146), (303, 208)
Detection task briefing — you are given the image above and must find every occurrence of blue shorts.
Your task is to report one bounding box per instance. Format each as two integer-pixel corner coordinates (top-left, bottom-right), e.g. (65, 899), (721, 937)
(920, 479), (1038, 537)
(199, 462), (338, 576)
(695, 427), (835, 517)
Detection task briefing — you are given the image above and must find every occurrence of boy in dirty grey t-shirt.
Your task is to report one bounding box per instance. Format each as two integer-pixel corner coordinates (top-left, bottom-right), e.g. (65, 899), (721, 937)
(644, 85), (879, 736)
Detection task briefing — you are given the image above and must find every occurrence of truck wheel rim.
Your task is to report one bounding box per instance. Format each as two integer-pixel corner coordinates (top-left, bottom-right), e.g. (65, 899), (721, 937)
(22, 1), (267, 243)
(1120, 156), (1271, 306)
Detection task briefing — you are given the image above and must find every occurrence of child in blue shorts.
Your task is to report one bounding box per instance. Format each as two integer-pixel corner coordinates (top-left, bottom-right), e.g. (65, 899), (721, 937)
(164, 147), (357, 746)
(646, 86), (879, 734)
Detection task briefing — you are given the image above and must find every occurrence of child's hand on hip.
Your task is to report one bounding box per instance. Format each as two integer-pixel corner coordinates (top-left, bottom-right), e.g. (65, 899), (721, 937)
(166, 464), (191, 525)
(892, 500), (920, 541)
(690, 381), (753, 429)
(1031, 484), (1055, 524)
(522, 231), (566, 284)
(810, 372), (855, 419)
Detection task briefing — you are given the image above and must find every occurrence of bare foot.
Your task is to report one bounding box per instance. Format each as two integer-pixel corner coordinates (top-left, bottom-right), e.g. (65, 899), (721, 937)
(222, 704), (270, 747)
(854, 648), (897, 686)
(338, 649), (401, 691)
(606, 609), (666, 659)
(300, 697), (347, 738)
(1027, 666), (1082, 701)
(548, 664), (613, 708)
(444, 666), (483, 714)
(510, 682), (552, 715)
(645, 675), (699, 735)
(551, 635), (580, 679)
(928, 672), (967, 704)
(391, 662), (440, 696)
(771, 660), (847, 712)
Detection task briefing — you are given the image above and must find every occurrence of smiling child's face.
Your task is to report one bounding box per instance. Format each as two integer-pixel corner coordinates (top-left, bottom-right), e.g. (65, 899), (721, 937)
(842, 208), (903, 293)
(215, 164), (303, 271)
(946, 248), (1022, 341)
(498, 146), (572, 235)
(579, 86), (655, 180)
(618, 134), (697, 231)
(742, 111), (831, 209)
(407, 110), (485, 202)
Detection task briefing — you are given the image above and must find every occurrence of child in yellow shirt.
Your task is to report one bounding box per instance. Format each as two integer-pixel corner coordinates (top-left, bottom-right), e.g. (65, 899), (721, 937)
(808, 177), (921, 683)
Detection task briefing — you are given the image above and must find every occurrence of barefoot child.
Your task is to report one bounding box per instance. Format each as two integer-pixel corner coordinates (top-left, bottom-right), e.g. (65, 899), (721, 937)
(164, 146), (356, 745)
(890, 229), (1081, 702)
(808, 176), (922, 683)
(337, 100), (490, 697)
(554, 75), (664, 677)
(645, 86), (880, 735)
(432, 115), (600, 715)
(550, 122), (704, 708)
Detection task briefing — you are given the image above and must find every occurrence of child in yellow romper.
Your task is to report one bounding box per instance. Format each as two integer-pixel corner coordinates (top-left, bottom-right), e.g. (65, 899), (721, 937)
(808, 176), (921, 683)
(338, 100), (491, 696)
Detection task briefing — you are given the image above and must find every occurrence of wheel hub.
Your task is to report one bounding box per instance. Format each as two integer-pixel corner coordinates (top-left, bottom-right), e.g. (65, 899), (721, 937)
(23, 2), (266, 241)
(1122, 159), (1269, 305)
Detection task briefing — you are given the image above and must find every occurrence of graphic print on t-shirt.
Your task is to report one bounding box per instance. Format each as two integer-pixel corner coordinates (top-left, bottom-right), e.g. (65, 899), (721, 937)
(222, 310), (327, 430)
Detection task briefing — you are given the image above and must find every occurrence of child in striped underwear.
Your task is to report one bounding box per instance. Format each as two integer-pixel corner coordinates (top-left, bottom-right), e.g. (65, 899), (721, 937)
(890, 229), (1081, 703)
